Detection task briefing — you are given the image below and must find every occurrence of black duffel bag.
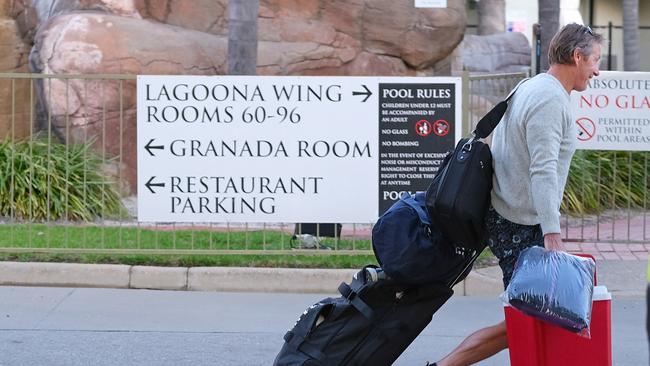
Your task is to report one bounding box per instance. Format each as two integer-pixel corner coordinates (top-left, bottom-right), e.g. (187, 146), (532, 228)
(426, 79), (527, 251)
(372, 192), (476, 285)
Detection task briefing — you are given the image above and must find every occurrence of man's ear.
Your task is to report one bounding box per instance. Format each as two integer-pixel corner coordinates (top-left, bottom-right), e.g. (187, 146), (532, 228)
(573, 48), (583, 65)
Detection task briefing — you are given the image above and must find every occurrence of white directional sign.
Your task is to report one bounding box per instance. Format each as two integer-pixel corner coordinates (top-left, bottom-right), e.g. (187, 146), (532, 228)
(137, 76), (461, 223)
(571, 71), (650, 151)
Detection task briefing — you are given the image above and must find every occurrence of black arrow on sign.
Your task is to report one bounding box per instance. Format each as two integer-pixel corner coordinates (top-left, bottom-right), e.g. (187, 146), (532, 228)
(352, 85), (372, 102)
(145, 139), (164, 156)
(145, 176), (165, 194)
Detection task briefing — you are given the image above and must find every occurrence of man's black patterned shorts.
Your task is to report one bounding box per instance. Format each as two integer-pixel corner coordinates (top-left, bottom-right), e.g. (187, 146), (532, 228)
(485, 206), (544, 289)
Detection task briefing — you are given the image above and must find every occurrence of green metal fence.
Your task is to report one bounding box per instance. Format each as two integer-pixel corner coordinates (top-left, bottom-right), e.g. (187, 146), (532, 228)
(0, 72), (646, 258)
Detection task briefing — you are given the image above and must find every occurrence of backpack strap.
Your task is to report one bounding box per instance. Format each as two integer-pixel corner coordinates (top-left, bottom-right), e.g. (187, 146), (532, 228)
(472, 78), (529, 139)
(338, 282), (375, 320)
(399, 193), (431, 226)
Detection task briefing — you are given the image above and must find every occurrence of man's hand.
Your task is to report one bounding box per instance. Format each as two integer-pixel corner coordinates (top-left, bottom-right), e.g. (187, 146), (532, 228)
(544, 233), (565, 251)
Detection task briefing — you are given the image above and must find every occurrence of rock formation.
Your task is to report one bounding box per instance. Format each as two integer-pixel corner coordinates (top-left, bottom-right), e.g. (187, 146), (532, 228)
(455, 32), (531, 74)
(452, 31), (531, 139)
(0, 0), (32, 139)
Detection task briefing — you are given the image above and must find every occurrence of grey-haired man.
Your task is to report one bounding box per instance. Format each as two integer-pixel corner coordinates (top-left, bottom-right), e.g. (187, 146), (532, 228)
(428, 23), (603, 366)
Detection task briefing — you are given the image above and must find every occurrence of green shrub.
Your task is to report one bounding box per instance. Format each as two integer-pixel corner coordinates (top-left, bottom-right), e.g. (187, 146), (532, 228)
(0, 139), (126, 221)
(563, 150), (649, 214)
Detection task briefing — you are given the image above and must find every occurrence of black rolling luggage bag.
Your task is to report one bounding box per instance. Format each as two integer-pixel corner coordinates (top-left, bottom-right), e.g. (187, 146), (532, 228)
(273, 263), (472, 366)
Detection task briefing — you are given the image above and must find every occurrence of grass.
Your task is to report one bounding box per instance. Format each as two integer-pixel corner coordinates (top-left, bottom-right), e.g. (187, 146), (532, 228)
(0, 224), (494, 268)
(0, 224), (371, 251)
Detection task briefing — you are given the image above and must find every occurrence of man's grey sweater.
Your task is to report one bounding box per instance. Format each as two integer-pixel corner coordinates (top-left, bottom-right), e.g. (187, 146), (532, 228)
(490, 73), (577, 235)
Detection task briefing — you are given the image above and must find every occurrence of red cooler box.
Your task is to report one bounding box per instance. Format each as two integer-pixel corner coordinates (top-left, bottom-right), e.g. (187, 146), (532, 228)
(504, 285), (612, 366)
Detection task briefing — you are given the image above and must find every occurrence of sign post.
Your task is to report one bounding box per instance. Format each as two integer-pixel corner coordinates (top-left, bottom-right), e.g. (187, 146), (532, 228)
(137, 76), (461, 223)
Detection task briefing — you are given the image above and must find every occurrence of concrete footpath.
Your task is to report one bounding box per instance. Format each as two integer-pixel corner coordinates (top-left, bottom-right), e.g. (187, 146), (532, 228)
(0, 258), (646, 297)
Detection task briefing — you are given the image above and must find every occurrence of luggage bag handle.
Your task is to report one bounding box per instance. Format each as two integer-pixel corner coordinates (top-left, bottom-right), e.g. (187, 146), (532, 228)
(338, 270), (377, 320)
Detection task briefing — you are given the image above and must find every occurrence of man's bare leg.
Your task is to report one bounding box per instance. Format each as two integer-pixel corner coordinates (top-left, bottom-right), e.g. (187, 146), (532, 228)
(435, 320), (508, 366)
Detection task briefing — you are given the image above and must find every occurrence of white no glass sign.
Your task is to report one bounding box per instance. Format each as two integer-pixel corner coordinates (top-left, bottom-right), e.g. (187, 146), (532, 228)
(571, 71), (650, 151)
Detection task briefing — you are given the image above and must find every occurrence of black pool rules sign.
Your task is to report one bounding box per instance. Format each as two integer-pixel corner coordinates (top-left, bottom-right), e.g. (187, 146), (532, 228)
(378, 83), (456, 214)
(137, 76), (460, 223)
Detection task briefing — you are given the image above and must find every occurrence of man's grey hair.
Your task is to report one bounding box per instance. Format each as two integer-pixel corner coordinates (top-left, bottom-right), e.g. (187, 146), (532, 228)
(548, 23), (604, 65)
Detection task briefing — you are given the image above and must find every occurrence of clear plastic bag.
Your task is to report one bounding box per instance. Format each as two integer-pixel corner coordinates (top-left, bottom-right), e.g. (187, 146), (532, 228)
(501, 246), (596, 338)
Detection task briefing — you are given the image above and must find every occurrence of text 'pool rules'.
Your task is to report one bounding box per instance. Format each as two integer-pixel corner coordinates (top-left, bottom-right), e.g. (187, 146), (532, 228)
(378, 83), (457, 215)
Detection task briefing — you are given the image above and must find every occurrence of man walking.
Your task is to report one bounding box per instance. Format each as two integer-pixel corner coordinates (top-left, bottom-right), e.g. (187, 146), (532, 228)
(427, 23), (603, 366)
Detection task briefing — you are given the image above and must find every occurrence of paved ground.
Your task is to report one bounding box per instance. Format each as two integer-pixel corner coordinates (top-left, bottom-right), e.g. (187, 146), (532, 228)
(0, 286), (646, 366)
(564, 241), (650, 261)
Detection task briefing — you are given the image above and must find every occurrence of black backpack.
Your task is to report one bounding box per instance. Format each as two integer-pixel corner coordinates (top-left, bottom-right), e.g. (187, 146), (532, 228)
(425, 79), (527, 251)
(273, 266), (454, 366)
(372, 192), (476, 285)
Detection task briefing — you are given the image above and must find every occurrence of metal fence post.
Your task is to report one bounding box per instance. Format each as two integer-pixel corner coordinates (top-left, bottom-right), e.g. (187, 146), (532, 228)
(608, 21), (613, 71)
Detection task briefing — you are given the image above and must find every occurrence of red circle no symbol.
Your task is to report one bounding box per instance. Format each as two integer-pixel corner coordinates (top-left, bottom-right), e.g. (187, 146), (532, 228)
(415, 120), (432, 137)
(433, 119), (450, 137)
(576, 117), (596, 141)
